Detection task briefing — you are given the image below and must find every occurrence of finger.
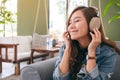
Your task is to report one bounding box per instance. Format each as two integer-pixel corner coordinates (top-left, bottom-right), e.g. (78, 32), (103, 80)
(65, 32), (69, 38)
(62, 31), (70, 41)
(90, 32), (95, 40)
(62, 31), (67, 37)
(95, 28), (101, 38)
(95, 28), (101, 42)
(93, 28), (99, 38)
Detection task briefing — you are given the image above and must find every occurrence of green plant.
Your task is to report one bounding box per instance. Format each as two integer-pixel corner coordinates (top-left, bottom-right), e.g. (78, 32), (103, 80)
(0, 0), (16, 35)
(103, 0), (120, 24)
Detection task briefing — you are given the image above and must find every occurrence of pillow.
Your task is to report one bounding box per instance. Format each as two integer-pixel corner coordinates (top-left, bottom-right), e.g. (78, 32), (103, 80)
(31, 33), (50, 48)
(17, 36), (32, 52)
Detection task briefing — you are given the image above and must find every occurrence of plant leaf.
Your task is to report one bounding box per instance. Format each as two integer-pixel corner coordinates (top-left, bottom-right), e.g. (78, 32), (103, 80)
(115, 2), (120, 7)
(108, 15), (120, 24)
(103, 0), (116, 17)
(2, 0), (7, 3)
(0, 30), (4, 32)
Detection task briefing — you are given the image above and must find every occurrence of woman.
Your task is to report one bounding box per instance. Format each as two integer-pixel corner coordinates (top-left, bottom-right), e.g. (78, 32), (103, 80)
(53, 6), (120, 80)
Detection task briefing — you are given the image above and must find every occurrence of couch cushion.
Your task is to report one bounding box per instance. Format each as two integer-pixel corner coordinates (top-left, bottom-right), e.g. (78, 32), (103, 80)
(0, 36), (32, 53)
(0, 36), (18, 44)
(20, 57), (58, 80)
(21, 66), (41, 80)
(16, 36), (32, 52)
(31, 33), (50, 48)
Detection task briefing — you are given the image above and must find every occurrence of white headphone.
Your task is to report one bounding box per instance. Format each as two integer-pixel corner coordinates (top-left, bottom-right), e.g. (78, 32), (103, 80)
(89, 17), (101, 32)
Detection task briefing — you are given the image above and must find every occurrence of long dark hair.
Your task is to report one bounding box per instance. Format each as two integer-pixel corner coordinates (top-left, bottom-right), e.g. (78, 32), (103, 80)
(66, 6), (120, 79)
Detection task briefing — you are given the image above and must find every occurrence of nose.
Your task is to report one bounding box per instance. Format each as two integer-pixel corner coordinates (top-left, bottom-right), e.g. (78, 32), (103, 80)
(69, 22), (75, 29)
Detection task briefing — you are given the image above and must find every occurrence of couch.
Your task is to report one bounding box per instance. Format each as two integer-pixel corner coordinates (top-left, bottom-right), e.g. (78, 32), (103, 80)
(20, 41), (120, 80)
(0, 33), (50, 75)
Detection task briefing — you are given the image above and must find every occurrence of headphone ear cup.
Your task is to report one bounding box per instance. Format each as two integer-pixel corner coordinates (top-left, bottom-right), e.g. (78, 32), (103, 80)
(89, 17), (101, 32)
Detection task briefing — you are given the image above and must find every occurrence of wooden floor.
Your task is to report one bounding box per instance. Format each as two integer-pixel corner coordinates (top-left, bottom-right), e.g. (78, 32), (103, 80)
(0, 62), (28, 79)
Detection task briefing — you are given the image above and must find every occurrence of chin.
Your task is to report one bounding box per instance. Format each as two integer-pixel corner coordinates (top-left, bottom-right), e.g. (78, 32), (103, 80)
(71, 36), (78, 40)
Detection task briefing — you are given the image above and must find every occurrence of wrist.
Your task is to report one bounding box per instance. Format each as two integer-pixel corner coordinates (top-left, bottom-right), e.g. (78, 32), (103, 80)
(64, 48), (71, 54)
(65, 45), (71, 51)
(88, 50), (96, 57)
(88, 48), (96, 52)
(86, 55), (96, 60)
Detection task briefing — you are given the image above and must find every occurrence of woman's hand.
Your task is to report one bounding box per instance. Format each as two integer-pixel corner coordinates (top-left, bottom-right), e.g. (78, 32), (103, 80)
(62, 31), (71, 49)
(88, 28), (101, 52)
(59, 31), (71, 74)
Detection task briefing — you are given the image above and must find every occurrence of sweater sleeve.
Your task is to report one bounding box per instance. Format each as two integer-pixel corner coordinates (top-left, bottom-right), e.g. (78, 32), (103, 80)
(53, 45), (71, 80)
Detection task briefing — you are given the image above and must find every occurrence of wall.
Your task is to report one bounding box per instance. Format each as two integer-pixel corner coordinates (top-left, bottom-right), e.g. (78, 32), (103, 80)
(17, 0), (48, 35)
(18, 0), (120, 40)
(90, 0), (120, 41)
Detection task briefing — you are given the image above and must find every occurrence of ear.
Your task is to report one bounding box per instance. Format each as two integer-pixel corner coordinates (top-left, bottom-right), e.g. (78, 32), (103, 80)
(89, 17), (101, 32)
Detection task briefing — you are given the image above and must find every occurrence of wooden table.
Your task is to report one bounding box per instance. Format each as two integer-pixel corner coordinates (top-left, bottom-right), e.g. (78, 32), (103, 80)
(0, 43), (19, 73)
(30, 47), (59, 63)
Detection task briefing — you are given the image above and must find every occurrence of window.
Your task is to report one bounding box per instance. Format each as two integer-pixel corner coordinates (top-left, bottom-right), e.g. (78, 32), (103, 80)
(49, 0), (88, 41)
(0, 0), (17, 37)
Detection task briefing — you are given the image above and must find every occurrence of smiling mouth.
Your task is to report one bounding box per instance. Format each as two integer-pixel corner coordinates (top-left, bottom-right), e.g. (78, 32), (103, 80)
(69, 29), (78, 33)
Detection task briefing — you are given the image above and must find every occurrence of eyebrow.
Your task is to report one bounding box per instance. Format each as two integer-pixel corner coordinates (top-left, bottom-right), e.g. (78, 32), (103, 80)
(70, 17), (81, 21)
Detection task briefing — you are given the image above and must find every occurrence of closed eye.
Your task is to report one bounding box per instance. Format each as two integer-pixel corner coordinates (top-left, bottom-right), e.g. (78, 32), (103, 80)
(74, 19), (80, 22)
(68, 17), (81, 25)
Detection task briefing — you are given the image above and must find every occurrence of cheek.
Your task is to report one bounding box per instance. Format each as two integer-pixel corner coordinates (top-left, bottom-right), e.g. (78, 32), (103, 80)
(76, 24), (89, 38)
(76, 23), (88, 32)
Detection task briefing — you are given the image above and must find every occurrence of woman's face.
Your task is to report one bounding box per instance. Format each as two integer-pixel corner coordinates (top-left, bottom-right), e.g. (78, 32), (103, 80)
(68, 10), (89, 40)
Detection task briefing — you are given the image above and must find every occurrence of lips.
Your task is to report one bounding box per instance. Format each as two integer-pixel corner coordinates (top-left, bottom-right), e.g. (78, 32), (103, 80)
(69, 29), (79, 33)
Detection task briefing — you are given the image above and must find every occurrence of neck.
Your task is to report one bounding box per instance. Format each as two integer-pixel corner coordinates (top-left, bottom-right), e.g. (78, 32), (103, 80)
(78, 36), (91, 48)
